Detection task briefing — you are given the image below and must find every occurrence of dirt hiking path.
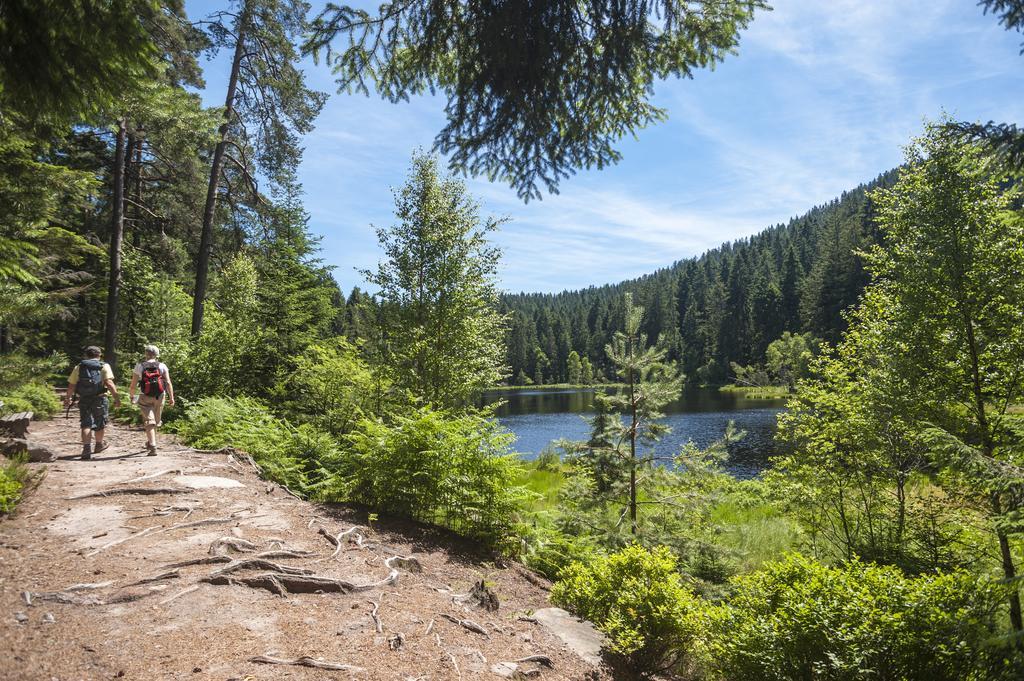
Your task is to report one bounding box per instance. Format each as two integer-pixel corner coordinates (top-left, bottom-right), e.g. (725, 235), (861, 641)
(0, 414), (601, 681)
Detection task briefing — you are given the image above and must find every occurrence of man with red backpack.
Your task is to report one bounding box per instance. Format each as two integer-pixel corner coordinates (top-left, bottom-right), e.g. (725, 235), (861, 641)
(64, 346), (121, 460)
(127, 344), (175, 456)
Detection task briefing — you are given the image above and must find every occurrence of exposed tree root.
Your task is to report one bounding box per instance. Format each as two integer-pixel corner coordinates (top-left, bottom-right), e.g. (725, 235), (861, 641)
(64, 581), (114, 591)
(370, 596), (383, 633)
(316, 526), (363, 562)
(249, 654), (365, 673)
(158, 585), (200, 605)
(119, 468), (184, 485)
(159, 515), (236, 533)
(439, 613), (489, 636)
(208, 537), (257, 555)
(163, 555), (233, 569)
(254, 549), (315, 560)
(208, 559), (314, 579)
(515, 655), (553, 667)
(124, 569), (180, 587)
(388, 632), (405, 650)
(67, 487), (187, 500)
(84, 526), (161, 557)
(385, 555), (422, 573)
(204, 573), (354, 595)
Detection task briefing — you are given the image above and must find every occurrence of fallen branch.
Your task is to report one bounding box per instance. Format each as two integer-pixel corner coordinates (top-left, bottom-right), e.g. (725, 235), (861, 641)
(439, 613), (488, 637)
(249, 654), (364, 673)
(67, 487), (186, 500)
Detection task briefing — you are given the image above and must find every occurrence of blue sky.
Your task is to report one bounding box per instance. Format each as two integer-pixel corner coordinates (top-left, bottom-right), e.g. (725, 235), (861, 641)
(187, 0), (1024, 294)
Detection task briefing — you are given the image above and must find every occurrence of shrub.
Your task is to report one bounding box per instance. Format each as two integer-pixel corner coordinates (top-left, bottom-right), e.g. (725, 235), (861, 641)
(705, 553), (1019, 681)
(276, 338), (379, 435)
(0, 456), (29, 514)
(551, 545), (705, 678)
(344, 406), (527, 544)
(1, 381), (60, 418)
(174, 396), (339, 496)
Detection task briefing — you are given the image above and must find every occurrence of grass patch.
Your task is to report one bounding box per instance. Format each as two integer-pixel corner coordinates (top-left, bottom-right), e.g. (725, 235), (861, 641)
(490, 383), (625, 391)
(516, 459), (566, 517)
(718, 384), (791, 400)
(710, 497), (802, 573)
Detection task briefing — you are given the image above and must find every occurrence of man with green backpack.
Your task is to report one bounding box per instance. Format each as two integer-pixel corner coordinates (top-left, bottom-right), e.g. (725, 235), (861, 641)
(64, 346), (121, 460)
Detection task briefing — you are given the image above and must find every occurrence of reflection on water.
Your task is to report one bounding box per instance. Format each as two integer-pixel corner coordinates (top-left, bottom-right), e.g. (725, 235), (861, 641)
(483, 387), (787, 479)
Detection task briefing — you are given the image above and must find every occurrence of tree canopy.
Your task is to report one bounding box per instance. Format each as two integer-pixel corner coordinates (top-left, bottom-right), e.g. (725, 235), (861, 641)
(305, 0), (768, 200)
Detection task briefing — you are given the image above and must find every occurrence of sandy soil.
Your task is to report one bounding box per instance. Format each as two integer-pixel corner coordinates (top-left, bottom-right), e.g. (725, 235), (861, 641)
(0, 414), (603, 681)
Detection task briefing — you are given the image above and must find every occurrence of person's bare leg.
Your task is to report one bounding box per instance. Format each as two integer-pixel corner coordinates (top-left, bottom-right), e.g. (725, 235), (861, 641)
(80, 427), (92, 445)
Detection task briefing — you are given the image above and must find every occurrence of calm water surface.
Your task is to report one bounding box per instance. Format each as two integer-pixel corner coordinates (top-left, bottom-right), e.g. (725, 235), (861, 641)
(483, 387), (787, 479)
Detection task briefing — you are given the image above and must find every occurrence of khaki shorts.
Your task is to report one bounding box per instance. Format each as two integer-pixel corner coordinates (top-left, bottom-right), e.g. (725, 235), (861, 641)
(137, 394), (164, 427)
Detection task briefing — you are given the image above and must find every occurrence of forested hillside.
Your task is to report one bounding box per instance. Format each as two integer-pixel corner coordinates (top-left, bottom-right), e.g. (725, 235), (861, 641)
(501, 170), (898, 385)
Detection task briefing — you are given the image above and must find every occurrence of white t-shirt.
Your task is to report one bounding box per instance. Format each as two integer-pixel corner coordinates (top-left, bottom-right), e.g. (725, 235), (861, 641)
(133, 361), (170, 381)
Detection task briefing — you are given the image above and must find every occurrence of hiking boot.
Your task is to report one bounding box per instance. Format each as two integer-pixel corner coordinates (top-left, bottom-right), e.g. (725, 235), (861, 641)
(93, 441), (110, 454)
(147, 444), (158, 457)
(80, 443), (92, 460)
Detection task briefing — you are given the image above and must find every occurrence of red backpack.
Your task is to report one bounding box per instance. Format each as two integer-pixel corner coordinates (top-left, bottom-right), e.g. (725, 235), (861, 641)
(140, 363), (165, 397)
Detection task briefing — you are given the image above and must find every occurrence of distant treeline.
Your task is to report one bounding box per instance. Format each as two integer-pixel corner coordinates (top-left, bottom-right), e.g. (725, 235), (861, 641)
(495, 170), (900, 385)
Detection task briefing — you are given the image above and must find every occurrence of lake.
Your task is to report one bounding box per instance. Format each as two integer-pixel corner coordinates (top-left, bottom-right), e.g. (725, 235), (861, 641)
(483, 387), (787, 479)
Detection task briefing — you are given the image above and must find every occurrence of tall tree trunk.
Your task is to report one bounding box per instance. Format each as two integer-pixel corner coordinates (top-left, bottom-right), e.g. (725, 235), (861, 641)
(628, 336), (637, 535)
(103, 118), (128, 374)
(131, 128), (144, 247)
(192, 6), (249, 337)
(962, 305), (1023, 632)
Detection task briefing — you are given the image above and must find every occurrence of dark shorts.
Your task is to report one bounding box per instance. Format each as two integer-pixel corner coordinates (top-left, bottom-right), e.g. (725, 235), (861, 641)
(78, 395), (108, 431)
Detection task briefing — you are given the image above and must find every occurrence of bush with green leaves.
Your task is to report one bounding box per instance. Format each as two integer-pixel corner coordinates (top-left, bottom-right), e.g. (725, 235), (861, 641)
(0, 456), (29, 514)
(0, 381), (60, 418)
(275, 338), (380, 435)
(173, 396), (341, 498)
(705, 553), (1019, 681)
(344, 407), (526, 544)
(551, 544), (705, 678)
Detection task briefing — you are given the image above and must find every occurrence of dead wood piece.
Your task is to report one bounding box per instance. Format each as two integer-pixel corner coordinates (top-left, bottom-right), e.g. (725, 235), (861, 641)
(67, 486), (187, 500)
(517, 567), (550, 592)
(424, 618), (435, 636)
(209, 559), (314, 579)
(84, 526), (160, 557)
(249, 654), (365, 673)
(516, 615), (538, 624)
(21, 591), (32, 606)
(439, 613), (489, 637)
(388, 632), (405, 651)
(208, 537), (257, 555)
(457, 579), (498, 612)
(163, 555), (233, 569)
(515, 655), (553, 668)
